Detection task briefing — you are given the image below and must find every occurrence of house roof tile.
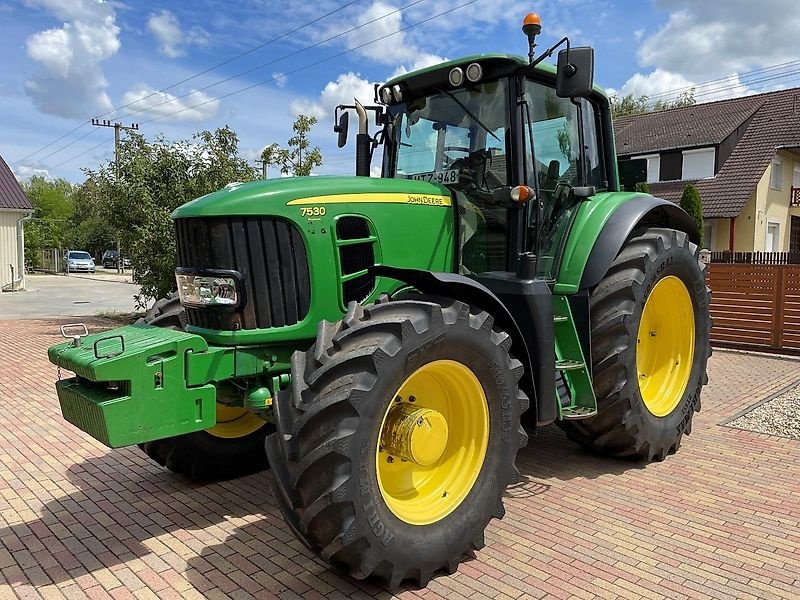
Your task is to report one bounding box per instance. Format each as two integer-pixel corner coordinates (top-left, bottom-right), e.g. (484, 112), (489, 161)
(614, 88), (800, 218)
(0, 155), (33, 211)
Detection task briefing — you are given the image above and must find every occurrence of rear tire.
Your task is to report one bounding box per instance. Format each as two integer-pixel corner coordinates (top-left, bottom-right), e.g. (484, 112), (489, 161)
(266, 298), (528, 589)
(559, 227), (711, 461)
(136, 293), (271, 480)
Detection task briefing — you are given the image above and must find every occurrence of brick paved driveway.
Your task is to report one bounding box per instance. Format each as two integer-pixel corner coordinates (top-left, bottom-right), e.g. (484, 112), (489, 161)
(1, 318), (799, 600)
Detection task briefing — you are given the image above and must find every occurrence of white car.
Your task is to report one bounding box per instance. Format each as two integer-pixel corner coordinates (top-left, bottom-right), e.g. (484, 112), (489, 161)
(64, 251), (96, 273)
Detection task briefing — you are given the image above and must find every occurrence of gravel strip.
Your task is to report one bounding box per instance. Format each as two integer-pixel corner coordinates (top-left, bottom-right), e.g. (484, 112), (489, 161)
(728, 384), (800, 439)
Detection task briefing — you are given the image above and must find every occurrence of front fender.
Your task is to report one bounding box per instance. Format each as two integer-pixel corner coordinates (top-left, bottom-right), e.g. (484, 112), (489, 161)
(372, 266), (545, 428)
(555, 192), (699, 294)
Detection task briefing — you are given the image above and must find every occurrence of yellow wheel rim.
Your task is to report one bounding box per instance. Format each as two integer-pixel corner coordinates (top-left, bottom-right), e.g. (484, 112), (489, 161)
(376, 360), (489, 526)
(207, 404), (266, 439)
(636, 275), (695, 417)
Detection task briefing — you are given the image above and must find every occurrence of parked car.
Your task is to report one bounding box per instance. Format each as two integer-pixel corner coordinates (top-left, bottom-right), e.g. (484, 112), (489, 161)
(101, 250), (131, 269)
(63, 251), (95, 273)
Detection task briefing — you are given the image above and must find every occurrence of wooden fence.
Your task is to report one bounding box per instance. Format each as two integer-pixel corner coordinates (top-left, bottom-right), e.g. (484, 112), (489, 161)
(707, 263), (800, 353)
(710, 251), (800, 265)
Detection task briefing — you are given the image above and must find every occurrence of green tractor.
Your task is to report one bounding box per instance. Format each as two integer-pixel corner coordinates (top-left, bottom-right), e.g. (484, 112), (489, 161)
(48, 13), (710, 589)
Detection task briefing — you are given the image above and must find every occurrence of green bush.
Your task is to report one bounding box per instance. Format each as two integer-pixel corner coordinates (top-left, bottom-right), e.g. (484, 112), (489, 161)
(680, 184), (704, 247)
(79, 126), (259, 306)
(634, 182), (651, 194)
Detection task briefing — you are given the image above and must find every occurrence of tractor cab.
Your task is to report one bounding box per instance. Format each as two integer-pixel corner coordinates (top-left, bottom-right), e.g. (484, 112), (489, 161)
(337, 25), (608, 283)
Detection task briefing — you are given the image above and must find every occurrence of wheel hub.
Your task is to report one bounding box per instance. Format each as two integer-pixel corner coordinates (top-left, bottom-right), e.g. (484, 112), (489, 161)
(380, 404), (449, 466)
(636, 275), (695, 417)
(376, 360), (489, 525)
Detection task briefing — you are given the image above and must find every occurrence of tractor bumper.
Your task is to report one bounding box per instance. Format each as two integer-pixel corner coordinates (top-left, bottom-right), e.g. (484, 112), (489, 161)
(48, 324), (232, 448)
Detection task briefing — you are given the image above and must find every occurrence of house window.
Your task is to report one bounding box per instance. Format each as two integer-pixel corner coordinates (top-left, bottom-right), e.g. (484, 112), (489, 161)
(793, 163), (800, 189)
(702, 221), (713, 250)
(770, 156), (783, 190)
(766, 221), (781, 251)
(682, 148), (715, 180)
(632, 154), (660, 183)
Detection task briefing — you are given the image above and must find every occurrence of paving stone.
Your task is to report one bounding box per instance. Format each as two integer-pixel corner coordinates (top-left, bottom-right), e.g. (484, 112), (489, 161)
(1, 318), (799, 598)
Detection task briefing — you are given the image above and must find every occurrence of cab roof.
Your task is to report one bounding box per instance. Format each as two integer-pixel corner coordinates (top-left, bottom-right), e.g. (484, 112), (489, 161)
(381, 52), (608, 100)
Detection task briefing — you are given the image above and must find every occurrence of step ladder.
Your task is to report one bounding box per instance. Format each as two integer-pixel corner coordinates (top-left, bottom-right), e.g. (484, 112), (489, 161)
(553, 295), (597, 420)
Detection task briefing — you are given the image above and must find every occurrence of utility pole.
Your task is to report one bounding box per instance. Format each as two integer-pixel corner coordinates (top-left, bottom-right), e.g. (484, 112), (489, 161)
(256, 158), (268, 179)
(92, 118), (139, 273)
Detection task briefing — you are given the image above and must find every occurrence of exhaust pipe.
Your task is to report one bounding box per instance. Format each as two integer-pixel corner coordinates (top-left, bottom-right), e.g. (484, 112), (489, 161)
(355, 99), (371, 177)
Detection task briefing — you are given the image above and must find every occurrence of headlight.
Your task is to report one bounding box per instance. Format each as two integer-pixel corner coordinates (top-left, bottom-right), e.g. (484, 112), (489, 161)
(465, 62), (483, 83)
(176, 269), (244, 310)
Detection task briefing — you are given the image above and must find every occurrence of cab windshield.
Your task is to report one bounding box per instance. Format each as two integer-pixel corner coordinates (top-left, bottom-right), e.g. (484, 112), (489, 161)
(389, 79), (511, 273)
(391, 79), (510, 185)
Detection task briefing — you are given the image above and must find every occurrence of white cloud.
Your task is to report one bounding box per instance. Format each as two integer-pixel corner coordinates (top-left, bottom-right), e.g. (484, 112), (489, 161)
(24, 0), (120, 118)
(619, 69), (695, 98)
(272, 72), (288, 88)
(320, 1), (445, 76)
(388, 54), (447, 80)
(290, 72), (375, 120)
(121, 84), (220, 122)
(148, 9), (208, 58)
(11, 164), (50, 180)
(622, 0), (800, 103)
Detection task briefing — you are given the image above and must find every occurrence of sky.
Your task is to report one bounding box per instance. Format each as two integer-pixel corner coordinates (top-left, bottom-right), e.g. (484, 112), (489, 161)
(2, 0), (800, 183)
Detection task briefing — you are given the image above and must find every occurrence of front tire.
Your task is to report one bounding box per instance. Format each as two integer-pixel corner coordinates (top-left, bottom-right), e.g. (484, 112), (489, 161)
(559, 227), (711, 461)
(267, 298), (529, 588)
(136, 294), (271, 480)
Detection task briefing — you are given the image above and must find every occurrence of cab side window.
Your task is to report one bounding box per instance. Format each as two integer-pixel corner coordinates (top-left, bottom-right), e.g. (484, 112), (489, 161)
(524, 82), (581, 190)
(523, 80), (604, 278)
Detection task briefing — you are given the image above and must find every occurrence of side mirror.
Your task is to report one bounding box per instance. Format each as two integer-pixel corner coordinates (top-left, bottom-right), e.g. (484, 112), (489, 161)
(334, 111), (349, 148)
(556, 46), (594, 98)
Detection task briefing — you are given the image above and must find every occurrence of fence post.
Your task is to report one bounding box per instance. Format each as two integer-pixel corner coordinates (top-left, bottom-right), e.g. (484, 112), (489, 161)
(772, 266), (786, 348)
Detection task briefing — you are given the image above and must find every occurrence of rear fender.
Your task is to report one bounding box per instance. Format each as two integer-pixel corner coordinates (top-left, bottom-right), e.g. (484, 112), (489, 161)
(555, 192), (699, 294)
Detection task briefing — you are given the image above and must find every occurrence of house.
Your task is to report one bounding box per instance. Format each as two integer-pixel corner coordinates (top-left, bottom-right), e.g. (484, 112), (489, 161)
(0, 155), (33, 291)
(615, 88), (800, 252)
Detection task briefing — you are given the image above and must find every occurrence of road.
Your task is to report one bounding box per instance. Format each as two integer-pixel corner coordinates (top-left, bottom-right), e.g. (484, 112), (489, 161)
(0, 273), (148, 319)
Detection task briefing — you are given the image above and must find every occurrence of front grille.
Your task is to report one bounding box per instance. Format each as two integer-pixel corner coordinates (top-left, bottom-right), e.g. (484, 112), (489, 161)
(335, 216), (376, 305)
(336, 216), (371, 240)
(175, 217), (311, 330)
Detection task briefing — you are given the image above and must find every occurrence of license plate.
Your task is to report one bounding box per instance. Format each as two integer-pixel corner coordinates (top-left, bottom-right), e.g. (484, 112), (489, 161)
(408, 169), (460, 184)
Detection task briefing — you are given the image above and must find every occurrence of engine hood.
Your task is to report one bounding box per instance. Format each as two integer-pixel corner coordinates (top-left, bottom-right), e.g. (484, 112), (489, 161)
(172, 176), (452, 219)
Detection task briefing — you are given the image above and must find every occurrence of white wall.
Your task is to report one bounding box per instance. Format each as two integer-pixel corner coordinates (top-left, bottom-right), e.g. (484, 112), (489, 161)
(0, 210), (23, 289)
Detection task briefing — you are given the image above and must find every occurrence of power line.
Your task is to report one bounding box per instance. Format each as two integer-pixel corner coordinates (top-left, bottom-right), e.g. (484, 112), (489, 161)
(99, 0), (363, 123)
(12, 121), (91, 167)
(27, 0), (473, 174)
(45, 0), (477, 172)
(13, 0), (362, 168)
(137, 0), (479, 125)
(114, 0), (429, 123)
(640, 59), (800, 102)
(49, 139), (112, 170)
(691, 68), (800, 100)
(22, 127), (97, 167)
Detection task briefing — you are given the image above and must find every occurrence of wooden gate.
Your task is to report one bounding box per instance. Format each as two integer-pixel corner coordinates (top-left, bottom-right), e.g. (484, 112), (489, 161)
(707, 262), (800, 353)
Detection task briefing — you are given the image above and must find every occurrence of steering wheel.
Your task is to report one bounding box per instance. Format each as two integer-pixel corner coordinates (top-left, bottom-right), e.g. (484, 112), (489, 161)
(442, 146), (471, 166)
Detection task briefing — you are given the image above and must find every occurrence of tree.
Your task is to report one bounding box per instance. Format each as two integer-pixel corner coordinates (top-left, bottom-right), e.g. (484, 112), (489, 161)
(81, 126), (257, 304)
(261, 115), (323, 177)
(611, 89), (696, 119)
(21, 176), (75, 268)
(680, 184), (704, 247)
